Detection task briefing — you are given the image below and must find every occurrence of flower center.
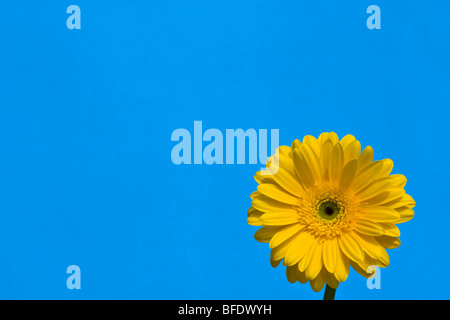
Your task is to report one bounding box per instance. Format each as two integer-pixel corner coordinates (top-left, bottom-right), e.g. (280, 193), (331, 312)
(296, 184), (362, 239)
(317, 200), (341, 221)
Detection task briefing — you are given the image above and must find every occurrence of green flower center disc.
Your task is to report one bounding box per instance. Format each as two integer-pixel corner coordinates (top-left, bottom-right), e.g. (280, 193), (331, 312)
(318, 201), (341, 221)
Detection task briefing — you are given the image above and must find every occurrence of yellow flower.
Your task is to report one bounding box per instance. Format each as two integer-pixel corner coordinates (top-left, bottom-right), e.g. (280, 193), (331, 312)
(247, 132), (415, 292)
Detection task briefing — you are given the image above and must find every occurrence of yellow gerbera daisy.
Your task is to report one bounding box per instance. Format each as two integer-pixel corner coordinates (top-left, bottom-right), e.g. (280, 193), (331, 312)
(247, 132), (415, 294)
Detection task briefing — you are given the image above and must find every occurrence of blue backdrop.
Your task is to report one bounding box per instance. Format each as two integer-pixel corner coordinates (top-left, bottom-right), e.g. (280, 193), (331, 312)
(0, 1), (448, 299)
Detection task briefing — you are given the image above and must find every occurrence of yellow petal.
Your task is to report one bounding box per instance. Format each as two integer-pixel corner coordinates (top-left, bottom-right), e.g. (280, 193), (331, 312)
(247, 209), (264, 226)
(339, 134), (356, 150)
(247, 206), (260, 217)
(254, 226), (282, 243)
(380, 223), (400, 237)
(360, 206), (400, 222)
(378, 159), (394, 178)
(390, 174), (407, 188)
(271, 235), (295, 261)
(300, 143), (322, 181)
(338, 233), (365, 263)
(270, 224), (304, 248)
(357, 146), (374, 171)
(318, 132), (329, 145)
(309, 271), (326, 292)
(286, 265), (298, 283)
(352, 232), (386, 260)
(396, 206), (414, 223)
(293, 149), (316, 188)
(351, 161), (383, 192)
(334, 248), (350, 282)
(319, 139), (333, 181)
(323, 239), (339, 273)
(305, 241), (324, 280)
(329, 143), (344, 183)
(285, 231), (315, 266)
(295, 268), (308, 284)
(260, 210), (300, 226)
(391, 193), (415, 209)
(378, 248), (390, 267)
(377, 235), (401, 249)
(302, 135), (321, 157)
(350, 260), (373, 279)
(356, 177), (394, 202)
(271, 158), (305, 197)
(328, 132), (339, 145)
(252, 193), (294, 212)
(254, 170), (276, 185)
(278, 145), (292, 156)
(257, 183), (300, 205)
(250, 190), (260, 200)
(354, 219), (385, 236)
(291, 139), (301, 150)
(298, 235), (318, 271)
(323, 270), (339, 289)
(365, 188), (405, 206)
(343, 140), (361, 164)
(318, 132), (338, 146)
(270, 258), (282, 268)
(339, 159), (358, 190)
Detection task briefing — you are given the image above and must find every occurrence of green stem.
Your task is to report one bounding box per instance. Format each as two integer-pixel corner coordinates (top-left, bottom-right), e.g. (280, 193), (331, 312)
(323, 284), (336, 300)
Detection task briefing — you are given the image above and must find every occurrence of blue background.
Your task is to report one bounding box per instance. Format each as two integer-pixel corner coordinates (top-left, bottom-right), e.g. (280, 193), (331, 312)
(0, 1), (448, 299)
